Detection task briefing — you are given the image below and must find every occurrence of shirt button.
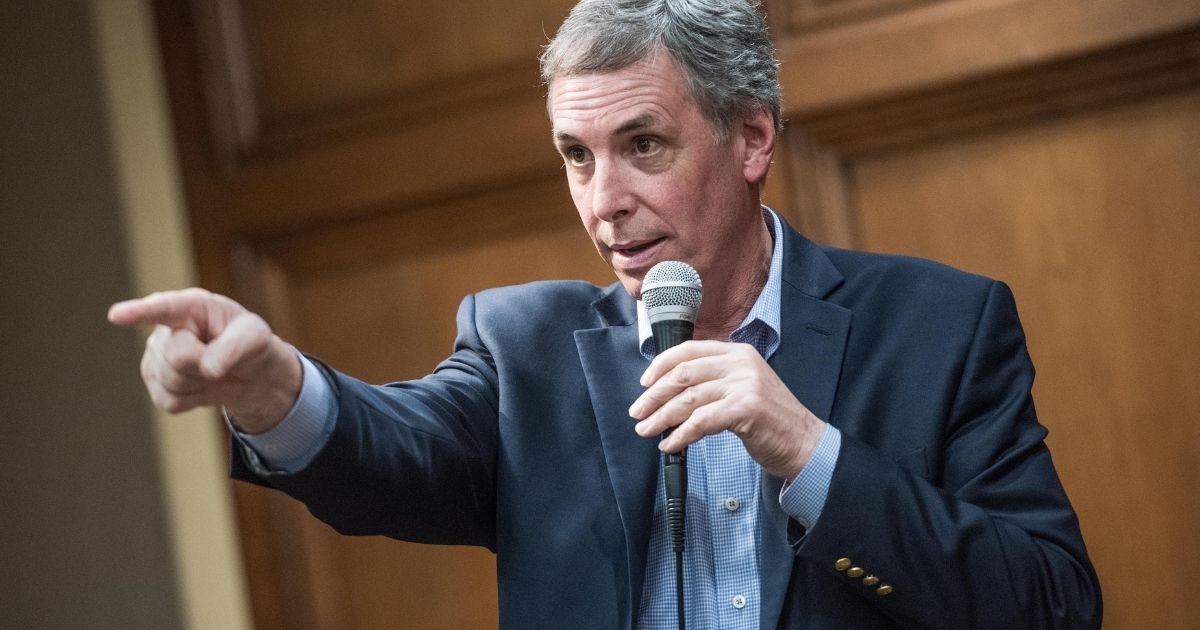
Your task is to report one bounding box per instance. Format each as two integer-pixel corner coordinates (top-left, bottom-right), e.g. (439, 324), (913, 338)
(731, 594), (747, 609)
(724, 496), (741, 511)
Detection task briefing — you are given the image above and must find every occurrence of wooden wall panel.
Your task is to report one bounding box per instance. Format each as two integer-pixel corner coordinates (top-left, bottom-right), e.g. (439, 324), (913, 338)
(775, 0), (942, 32)
(772, 3), (1200, 628)
(191, 0), (576, 163)
(241, 0), (572, 122)
(260, 178), (613, 372)
(769, 0), (1200, 115)
(850, 89), (1200, 629)
(153, 0), (1200, 627)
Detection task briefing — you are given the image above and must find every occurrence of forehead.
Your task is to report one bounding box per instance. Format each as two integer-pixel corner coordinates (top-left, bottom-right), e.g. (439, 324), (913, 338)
(549, 55), (699, 141)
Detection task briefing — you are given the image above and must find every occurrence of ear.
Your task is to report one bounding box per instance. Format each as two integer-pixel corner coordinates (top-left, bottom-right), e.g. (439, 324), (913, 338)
(739, 108), (776, 185)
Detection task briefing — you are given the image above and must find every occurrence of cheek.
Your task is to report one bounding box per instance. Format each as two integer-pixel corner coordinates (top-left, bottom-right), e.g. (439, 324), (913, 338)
(643, 183), (697, 230)
(568, 183), (594, 226)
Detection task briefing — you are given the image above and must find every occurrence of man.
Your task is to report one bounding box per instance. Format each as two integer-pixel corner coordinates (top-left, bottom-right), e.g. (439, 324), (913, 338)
(109, 0), (1101, 628)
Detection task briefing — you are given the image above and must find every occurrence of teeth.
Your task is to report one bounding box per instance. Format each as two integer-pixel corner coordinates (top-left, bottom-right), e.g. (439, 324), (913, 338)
(618, 239), (657, 254)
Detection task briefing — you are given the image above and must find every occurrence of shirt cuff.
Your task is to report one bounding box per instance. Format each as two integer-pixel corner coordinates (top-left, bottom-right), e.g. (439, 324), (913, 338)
(778, 425), (841, 531)
(227, 352), (337, 474)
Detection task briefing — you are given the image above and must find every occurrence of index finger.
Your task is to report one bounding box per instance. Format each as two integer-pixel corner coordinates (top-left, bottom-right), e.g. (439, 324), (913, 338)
(107, 288), (217, 330)
(640, 339), (729, 387)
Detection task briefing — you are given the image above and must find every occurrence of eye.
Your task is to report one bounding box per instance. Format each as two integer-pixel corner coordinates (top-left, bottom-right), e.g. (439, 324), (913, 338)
(632, 136), (660, 156)
(564, 146), (590, 165)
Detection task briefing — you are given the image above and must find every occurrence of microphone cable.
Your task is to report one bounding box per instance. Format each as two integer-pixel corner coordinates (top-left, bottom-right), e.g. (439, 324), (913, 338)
(664, 447), (687, 630)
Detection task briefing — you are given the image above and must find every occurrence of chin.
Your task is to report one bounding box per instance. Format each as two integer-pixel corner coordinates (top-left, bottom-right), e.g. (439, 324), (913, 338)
(616, 274), (643, 299)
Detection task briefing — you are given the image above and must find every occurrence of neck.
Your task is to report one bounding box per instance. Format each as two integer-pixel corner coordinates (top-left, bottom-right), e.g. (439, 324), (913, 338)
(693, 213), (773, 341)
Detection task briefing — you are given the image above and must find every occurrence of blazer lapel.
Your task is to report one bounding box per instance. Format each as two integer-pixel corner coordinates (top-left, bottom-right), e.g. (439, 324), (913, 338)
(575, 285), (657, 629)
(759, 221), (852, 630)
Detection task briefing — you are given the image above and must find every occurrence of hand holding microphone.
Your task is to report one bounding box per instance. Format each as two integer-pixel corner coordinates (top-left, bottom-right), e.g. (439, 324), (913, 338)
(630, 262), (827, 482)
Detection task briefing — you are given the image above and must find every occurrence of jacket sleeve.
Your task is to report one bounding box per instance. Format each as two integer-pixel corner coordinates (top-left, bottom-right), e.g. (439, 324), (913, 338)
(793, 280), (1102, 629)
(230, 293), (501, 550)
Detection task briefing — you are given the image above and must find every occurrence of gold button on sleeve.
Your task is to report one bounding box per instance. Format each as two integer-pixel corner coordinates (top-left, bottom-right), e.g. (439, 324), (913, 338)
(847, 567), (865, 578)
(835, 558), (852, 572)
(876, 584), (894, 596)
(862, 575), (879, 586)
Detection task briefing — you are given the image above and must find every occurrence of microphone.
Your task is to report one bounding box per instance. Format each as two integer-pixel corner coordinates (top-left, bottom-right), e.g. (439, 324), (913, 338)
(642, 260), (703, 354)
(641, 260), (702, 630)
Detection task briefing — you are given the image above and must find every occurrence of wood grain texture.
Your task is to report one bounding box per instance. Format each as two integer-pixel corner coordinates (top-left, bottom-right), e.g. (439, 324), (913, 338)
(775, 5), (1200, 628)
(772, 0), (942, 32)
(189, 0), (576, 164)
(847, 88), (1200, 630)
(793, 26), (1200, 156)
(775, 0), (1200, 114)
(152, 0), (1200, 626)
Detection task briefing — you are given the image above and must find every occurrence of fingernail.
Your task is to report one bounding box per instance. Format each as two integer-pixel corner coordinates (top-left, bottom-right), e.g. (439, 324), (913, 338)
(634, 421), (648, 436)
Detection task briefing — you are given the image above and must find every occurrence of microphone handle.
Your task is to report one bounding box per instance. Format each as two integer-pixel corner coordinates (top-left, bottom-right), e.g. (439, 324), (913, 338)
(650, 319), (694, 355)
(649, 318), (694, 529)
(664, 449), (687, 553)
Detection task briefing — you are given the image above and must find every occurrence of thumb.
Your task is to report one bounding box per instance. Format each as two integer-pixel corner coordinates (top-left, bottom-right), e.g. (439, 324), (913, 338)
(200, 311), (273, 379)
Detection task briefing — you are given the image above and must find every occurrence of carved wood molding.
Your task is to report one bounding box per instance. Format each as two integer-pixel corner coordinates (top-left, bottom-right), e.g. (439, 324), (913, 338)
(780, 132), (858, 248)
(247, 62), (539, 162)
(250, 174), (574, 278)
(187, 0), (544, 171)
(792, 26), (1200, 156)
(783, 25), (1200, 251)
(184, 0), (256, 174)
(770, 0), (943, 33)
(203, 94), (560, 238)
(775, 0), (1200, 115)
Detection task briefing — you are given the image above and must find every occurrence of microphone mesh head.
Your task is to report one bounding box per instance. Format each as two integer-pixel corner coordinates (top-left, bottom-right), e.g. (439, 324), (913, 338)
(642, 260), (702, 311)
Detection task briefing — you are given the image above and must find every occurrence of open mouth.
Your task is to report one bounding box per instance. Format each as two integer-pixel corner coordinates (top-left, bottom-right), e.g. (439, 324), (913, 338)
(614, 237), (665, 256)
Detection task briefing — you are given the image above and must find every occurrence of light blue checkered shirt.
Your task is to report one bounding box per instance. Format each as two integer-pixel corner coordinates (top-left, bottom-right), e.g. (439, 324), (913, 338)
(238, 208), (841, 629)
(633, 208), (840, 629)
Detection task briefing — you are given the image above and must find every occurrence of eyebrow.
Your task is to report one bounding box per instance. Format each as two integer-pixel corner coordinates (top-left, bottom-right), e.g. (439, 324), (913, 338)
(614, 114), (656, 135)
(553, 113), (659, 144)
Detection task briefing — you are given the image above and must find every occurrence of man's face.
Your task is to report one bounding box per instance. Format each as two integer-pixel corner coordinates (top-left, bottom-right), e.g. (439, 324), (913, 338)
(549, 54), (761, 298)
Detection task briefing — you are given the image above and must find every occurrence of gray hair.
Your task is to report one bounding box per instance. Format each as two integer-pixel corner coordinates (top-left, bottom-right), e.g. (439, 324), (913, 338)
(540, 0), (782, 140)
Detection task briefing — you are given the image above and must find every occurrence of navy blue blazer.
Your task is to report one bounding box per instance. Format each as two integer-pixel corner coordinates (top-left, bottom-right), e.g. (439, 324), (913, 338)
(234, 219), (1101, 629)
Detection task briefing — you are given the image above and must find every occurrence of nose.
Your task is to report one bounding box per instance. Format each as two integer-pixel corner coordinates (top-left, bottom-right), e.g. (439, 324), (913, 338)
(589, 159), (633, 223)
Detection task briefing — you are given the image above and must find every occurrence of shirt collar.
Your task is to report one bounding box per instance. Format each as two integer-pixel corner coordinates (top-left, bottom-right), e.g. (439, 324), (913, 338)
(637, 207), (784, 359)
